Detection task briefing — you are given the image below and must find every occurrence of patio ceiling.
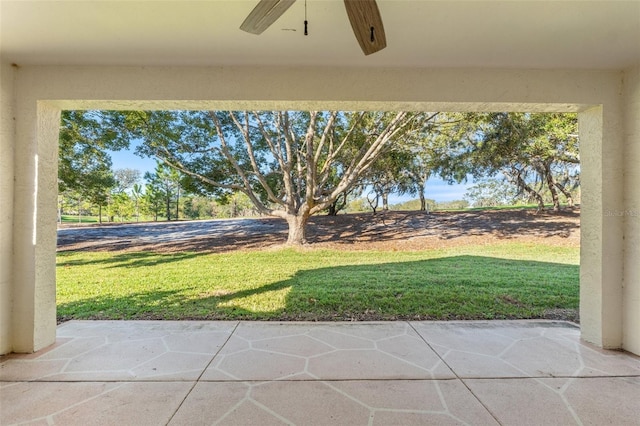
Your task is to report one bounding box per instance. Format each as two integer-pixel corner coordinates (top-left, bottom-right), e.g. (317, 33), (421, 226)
(1, 0), (639, 69)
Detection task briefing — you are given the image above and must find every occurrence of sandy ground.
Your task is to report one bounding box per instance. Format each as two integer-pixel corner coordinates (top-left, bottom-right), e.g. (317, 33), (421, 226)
(57, 208), (580, 253)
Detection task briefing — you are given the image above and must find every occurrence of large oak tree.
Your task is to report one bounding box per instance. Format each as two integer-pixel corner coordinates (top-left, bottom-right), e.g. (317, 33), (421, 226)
(120, 110), (430, 244)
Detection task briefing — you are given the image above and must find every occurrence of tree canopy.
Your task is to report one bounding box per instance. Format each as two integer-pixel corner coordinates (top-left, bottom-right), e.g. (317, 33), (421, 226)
(438, 112), (579, 210)
(112, 110), (433, 244)
(58, 109), (581, 241)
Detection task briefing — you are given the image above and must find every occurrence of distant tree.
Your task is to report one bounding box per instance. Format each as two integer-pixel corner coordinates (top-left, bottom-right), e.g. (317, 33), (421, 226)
(104, 168), (141, 222)
(402, 112), (473, 212)
(131, 183), (143, 221)
(346, 197), (371, 213)
(142, 183), (164, 221)
(436, 200), (470, 210)
(113, 168), (141, 194)
(364, 148), (415, 212)
(58, 189), (94, 223)
(404, 158), (432, 212)
(78, 165), (114, 223)
(58, 111), (129, 223)
(326, 186), (363, 216)
(109, 192), (134, 222)
(464, 178), (526, 207)
(216, 192), (258, 218)
(183, 196), (209, 219)
(144, 162), (183, 221)
(390, 198), (436, 212)
(326, 191), (349, 216)
(440, 113), (579, 211)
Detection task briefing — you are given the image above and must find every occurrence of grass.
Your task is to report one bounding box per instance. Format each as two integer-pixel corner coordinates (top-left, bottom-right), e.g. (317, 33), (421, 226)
(59, 215), (157, 224)
(60, 215), (101, 224)
(56, 242), (579, 322)
(439, 204), (573, 212)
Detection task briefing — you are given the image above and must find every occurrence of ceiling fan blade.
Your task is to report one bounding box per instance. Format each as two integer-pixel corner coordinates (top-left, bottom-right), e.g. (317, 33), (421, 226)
(240, 0), (297, 35)
(344, 0), (387, 55)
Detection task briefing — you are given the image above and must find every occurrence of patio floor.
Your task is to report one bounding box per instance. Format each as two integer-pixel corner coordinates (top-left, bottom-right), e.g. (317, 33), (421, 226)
(1, 320), (639, 425)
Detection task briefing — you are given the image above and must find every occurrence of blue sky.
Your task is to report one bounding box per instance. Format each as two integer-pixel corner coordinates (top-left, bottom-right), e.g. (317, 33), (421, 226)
(109, 149), (471, 204)
(108, 149), (158, 178)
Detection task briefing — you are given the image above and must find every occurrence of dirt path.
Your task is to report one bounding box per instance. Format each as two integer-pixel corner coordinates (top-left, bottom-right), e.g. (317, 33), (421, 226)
(57, 208), (580, 253)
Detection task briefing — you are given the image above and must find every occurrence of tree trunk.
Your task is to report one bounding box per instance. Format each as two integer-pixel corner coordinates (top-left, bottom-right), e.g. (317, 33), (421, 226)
(382, 192), (389, 211)
(533, 192), (545, 212)
(543, 163), (560, 211)
(285, 214), (309, 245)
(421, 177), (430, 213)
(367, 193), (379, 214)
(508, 169), (545, 212)
(419, 192), (427, 212)
(555, 182), (574, 207)
(327, 192), (346, 216)
(176, 187), (180, 220)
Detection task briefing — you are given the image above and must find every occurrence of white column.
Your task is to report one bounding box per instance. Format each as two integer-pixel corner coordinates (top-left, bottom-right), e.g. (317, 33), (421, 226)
(0, 61), (16, 354)
(11, 93), (59, 353)
(579, 103), (625, 349)
(623, 65), (640, 354)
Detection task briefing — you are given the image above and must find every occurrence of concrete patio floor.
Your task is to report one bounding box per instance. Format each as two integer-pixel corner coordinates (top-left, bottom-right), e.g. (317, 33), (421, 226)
(1, 320), (639, 425)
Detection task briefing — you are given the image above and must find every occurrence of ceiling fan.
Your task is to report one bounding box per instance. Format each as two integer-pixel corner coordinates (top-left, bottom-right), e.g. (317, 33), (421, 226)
(240, 0), (387, 55)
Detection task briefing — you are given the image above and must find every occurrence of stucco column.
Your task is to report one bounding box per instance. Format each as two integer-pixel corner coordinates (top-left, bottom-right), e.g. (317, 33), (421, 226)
(623, 65), (640, 354)
(0, 62), (16, 354)
(10, 95), (59, 353)
(579, 105), (624, 349)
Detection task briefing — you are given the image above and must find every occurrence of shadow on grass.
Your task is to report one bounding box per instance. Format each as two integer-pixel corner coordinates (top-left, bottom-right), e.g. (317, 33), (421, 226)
(57, 254), (579, 322)
(57, 251), (202, 268)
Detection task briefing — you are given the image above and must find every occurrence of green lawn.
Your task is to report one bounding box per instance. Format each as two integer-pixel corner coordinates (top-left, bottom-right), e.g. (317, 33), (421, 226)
(56, 242), (579, 322)
(60, 214), (101, 224)
(59, 215), (157, 224)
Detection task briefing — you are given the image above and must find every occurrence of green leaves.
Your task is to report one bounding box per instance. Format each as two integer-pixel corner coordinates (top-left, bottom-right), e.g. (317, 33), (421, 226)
(143, 162), (183, 220)
(438, 112), (579, 210)
(58, 110), (135, 210)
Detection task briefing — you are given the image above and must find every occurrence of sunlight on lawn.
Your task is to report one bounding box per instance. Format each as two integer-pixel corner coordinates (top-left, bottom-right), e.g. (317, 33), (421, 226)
(218, 287), (292, 313)
(56, 243), (579, 321)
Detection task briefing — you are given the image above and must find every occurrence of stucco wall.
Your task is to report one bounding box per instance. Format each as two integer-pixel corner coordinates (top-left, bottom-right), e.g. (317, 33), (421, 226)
(11, 96), (59, 353)
(0, 61), (15, 354)
(579, 104), (626, 349)
(623, 65), (640, 354)
(1, 65), (634, 354)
